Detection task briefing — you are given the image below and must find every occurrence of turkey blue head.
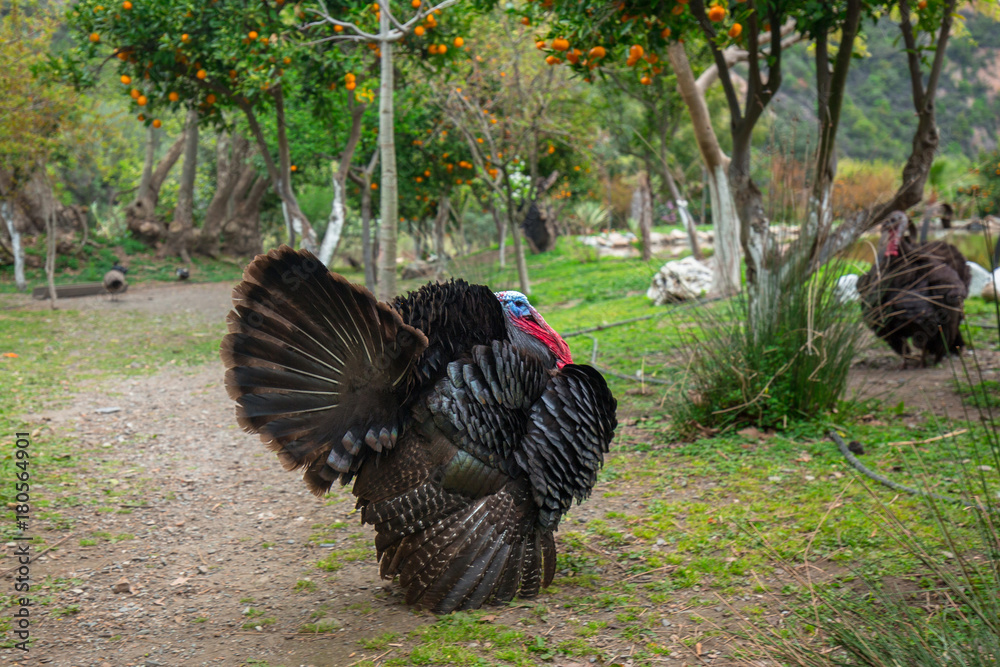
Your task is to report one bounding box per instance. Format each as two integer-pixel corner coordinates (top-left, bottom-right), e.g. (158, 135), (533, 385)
(496, 290), (572, 369)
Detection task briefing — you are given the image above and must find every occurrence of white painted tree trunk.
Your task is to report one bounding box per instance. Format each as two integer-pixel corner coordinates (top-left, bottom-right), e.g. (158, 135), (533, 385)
(376, 3), (399, 300)
(707, 165), (740, 295)
(1, 202), (26, 291)
(318, 170), (346, 267)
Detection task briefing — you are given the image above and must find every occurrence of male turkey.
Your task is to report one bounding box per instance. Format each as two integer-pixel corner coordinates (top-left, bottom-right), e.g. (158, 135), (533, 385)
(221, 246), (617, 613)
(858, 211), (970, 367)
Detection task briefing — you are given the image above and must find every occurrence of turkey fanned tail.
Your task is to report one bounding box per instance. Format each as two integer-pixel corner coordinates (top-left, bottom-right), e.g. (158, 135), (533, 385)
(220, 246), (428, 492)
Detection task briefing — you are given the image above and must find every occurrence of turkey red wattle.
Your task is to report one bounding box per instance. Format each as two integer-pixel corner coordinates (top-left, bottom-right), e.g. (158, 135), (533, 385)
(495, 290), (572, 368)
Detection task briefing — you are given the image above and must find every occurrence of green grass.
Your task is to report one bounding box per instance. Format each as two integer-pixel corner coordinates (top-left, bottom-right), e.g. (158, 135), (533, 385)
(0, 235), (244, 294)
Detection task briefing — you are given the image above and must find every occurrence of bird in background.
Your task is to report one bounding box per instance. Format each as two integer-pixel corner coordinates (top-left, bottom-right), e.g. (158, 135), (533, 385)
(221, 246), (617, 613)
(103, 261), (128, 302)
(176, 267), (190, 281)
(858, 210), (969, 368)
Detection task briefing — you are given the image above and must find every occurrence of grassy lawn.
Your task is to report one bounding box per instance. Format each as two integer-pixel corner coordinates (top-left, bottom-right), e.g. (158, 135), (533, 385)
(2, 235), (998, 665)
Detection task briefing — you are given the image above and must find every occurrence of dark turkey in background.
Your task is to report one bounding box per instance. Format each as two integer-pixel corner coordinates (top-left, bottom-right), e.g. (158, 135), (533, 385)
(858, 210), (970, 367)
(221, 247), (617, 613)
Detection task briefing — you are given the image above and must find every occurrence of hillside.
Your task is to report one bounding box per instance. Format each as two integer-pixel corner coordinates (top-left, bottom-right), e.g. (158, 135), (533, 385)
(770, 11), (1000, 162)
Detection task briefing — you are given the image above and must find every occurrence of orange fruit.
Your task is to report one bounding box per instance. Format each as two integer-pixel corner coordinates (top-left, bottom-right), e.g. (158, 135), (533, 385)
(205, 93), (216, 104)
(521, 16), (530, 26)
(229, 69), (237, 78)
(629, 43), (644, 57)
(589, 46), (606, 59)
(552, 37), (570, 51)
(424, 170), (431, 177)
(181, 33), (190, 43)
(412, 0), (421, 6)
(346, 81), (356, 91)
(196, 69), (207, 79)
(283, 57), (291, 64)
(415, 25), (424, 36)
(116, 51), (129, 61)
(428, 44), (438, 54)
(121, 74), (131, 84)
(708, 4), (726, 21)
(728, 23), (742, 38)
(645, 53), (658, 64)
(661, 27), (671, 38)
(137, 113), (145, 121)
(249, 30), (258, 40)
(334, 24), (344, 32)
(137, 95), (148, 106)
(567, 49), (581, 64)
(545, 54), (560, 65)
(290, 165), (298, 172)
(536, 40), (546, 49)
(345, 72), (356, 81)
(371, 182), (378, 190)
(640, 75), (651, 85)
(454, 37), (464, 47)
(130, 88), (140, 99)
(917, 0), (927, 7)
(672, 4), (684, 14)
(123, 1), (132, 9)
(416, 176), (423, 183)
(168, 91), (179, 102)
(439, 44), (447, 53)
(152, 119), (162, 128)
(89, 32), (100, 43)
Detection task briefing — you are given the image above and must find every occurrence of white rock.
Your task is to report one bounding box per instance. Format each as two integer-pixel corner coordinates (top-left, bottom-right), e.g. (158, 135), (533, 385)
(834, 274), (860, 304)
(967, 262), (993, 296)
(646, 256), (714, 305)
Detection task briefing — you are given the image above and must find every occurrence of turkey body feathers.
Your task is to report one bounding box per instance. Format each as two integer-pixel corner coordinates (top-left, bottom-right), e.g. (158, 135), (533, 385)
(221, 247), (617, 614)
(859, 237), (969, 366)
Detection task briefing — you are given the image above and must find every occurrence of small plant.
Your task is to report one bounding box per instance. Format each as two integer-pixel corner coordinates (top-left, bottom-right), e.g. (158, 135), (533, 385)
(674, 256), (865, 434)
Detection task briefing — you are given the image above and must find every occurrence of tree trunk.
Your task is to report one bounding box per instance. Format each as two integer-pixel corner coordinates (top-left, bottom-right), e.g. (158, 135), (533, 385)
(163, 109), (199, 262)
(238, 86), (317, 251)
(810, 0), (957, 270)
(434, 191), (450, 279)
(376, 4), (399, 299)
(2, 201), (26, 291)
(490, 204), (507, 268)
(668, 41), (740, 294)
(638, 172), (653, 262)
(319, 173), (347, 267)
(805, 0), (862, 254)
(197, 132), (252, 257)
(45, 201), (57, 309)
(351, 149), (379, 292)
(126, 129), (186, 244)
(318, 101), (367, 267)
(221, 174), (269, 257)
(664, 167), (701, 260)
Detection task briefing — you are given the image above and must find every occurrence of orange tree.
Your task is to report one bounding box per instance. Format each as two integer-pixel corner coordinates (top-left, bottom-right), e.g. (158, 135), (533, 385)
(1, 1), (81, 292)
(305, 0), (476, 298)
(433, 9), (599, 294)
(58, 0), (388, 254)
(515, 0), (901, 304)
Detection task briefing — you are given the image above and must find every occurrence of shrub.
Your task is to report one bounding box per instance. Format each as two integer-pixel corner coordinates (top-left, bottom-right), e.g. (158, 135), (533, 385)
(673, 256), (865, 434)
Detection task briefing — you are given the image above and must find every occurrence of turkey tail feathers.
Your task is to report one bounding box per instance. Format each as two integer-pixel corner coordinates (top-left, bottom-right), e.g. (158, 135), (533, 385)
(221, 246), (428, 492)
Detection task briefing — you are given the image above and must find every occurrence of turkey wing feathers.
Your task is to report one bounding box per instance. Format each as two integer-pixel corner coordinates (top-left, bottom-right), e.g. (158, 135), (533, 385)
(221, 246), (428, 493)
(520, 364), (618, 530)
